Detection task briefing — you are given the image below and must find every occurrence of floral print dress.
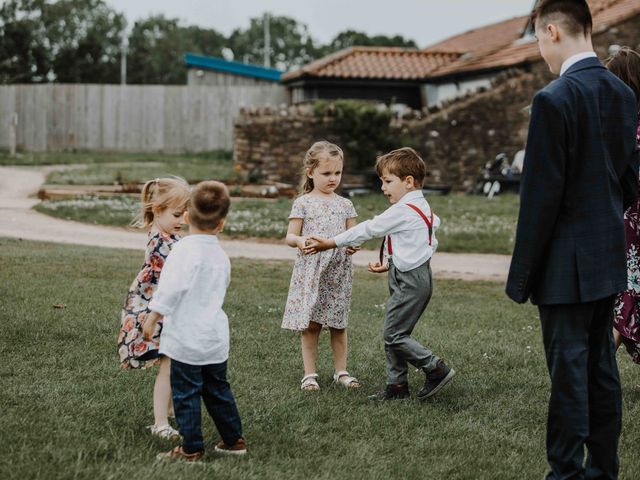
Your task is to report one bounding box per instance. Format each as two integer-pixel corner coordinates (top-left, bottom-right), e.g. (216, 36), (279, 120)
(117, 232), (179, 369)
(282, 194), (357, 331)
(613, 118), (640, 364)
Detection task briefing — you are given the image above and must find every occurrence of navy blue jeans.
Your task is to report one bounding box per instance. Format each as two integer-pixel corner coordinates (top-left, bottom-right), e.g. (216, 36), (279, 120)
(539, 296), (621, 480)
(170, 359), (243, 454)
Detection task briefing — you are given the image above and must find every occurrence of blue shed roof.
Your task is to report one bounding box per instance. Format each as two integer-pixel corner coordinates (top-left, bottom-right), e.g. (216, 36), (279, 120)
(184, 52), (282, 82)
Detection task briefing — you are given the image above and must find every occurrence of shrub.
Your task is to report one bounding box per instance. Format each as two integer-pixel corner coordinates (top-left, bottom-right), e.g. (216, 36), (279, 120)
(313, 100), (394, 171)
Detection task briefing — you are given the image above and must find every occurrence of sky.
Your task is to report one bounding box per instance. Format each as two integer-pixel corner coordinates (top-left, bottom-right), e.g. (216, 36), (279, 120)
(105, 0), (535, 48)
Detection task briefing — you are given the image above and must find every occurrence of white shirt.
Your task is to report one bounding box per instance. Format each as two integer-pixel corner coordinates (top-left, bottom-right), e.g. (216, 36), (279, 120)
(333, 190), (440, 272)
(560, 51), (597, 76)
(149, 234), (231, 365)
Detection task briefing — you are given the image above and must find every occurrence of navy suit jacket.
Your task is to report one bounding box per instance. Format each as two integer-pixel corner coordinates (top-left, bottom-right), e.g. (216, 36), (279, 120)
(506, 57), (639, 305)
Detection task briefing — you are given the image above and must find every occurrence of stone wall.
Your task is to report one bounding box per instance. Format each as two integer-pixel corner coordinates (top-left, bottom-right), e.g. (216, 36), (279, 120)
(233, 14), (640, 189)
(233, 71), (538, 189)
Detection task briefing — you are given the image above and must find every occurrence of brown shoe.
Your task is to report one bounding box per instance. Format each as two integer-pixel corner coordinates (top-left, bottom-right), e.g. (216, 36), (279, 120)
(156, 446), (204, 462)
(214, 436), (247, 455)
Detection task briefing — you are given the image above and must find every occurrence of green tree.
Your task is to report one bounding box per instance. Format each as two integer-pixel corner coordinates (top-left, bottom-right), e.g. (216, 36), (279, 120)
(320, 29), (417, 55)
(0, 0), (51, 83)
(127, 15), (226, 84)
(43, 0), (126, 83)
(228, 14), (319, 71)
(0, 0), (125, 83)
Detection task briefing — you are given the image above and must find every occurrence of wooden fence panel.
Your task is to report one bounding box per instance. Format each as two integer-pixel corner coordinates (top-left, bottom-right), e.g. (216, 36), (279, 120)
(0, 83), (285, 152)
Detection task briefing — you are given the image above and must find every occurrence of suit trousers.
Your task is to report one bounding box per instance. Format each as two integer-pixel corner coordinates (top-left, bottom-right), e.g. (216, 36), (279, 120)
(170, 359), (243, 454)
(539, 296), (621, 480)
(384, 259), (439, 384)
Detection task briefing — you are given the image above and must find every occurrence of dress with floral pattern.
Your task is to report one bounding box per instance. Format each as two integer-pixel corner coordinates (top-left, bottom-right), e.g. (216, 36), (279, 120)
(613, 118), (640, 364)
(117, 232), (180, 369)
(282, 194), (357, 331)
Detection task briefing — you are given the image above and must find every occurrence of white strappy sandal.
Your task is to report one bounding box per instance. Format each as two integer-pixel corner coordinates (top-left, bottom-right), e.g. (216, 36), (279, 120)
(301, 373), (320, 391)
(333, 371), (361, 389)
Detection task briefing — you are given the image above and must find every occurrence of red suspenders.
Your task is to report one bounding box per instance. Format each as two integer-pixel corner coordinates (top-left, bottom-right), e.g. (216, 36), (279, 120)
(405, 203), (434, 245)
(379, 203), (435, 264)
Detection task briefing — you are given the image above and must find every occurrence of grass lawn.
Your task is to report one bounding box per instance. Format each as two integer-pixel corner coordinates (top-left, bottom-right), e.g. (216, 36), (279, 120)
(0, 150), (231, 167)
(1, 238), (639, 479)
(43, 156), (239, 186)
(35, 193), (519, 254)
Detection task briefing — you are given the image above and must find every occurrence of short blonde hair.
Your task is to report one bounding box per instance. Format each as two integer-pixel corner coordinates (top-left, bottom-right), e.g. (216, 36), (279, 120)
(375, 147), (426, 187)
(134, 177), (190, 230)
(299, 141), (344, 194)
(189, 181), (230, 231)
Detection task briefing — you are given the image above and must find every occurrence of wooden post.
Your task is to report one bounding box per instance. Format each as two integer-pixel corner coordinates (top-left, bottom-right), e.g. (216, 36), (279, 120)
(9, 112), (17, 157)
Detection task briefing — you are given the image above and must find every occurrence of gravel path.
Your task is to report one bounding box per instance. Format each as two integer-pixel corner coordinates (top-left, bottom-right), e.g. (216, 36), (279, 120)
(0, 166), (510, 282)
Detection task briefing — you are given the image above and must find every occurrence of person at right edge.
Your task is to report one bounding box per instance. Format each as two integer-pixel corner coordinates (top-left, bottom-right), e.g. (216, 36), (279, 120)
(506, 1), (639, 479)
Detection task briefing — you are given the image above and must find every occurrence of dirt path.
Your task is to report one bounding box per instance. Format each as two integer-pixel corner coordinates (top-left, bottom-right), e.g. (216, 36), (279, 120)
(0, 166), (510, 282)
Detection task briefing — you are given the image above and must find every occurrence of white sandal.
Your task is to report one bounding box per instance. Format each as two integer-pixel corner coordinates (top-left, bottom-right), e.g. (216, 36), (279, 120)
(301, 373), (320, 391)
(147, 424), (182, 440)
(333, 371), (361, 389)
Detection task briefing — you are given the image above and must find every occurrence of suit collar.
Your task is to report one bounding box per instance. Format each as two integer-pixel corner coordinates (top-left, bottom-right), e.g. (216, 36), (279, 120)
(564, 56), (603, 76)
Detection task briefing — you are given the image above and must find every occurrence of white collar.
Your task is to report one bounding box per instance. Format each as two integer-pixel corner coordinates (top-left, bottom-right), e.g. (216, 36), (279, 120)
(560, 51), (597, 76)
(398, 190), (425, 204)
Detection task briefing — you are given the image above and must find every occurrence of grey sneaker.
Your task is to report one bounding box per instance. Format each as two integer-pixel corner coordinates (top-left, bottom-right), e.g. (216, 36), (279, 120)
(417, 360), (455, 400)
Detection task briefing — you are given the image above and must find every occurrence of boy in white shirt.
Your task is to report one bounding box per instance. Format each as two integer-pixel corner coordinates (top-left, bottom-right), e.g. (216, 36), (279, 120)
(306, 148), (455, 401)
(143, 181), (245, 462)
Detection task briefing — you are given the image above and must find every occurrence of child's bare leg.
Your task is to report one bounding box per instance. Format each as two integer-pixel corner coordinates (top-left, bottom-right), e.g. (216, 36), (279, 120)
(153, 356), (172, 426)
(329, 327), (348, 373)
(330, 328), (360, 387)
(613, 328), (623, 350)
(301, 322), (322, 376)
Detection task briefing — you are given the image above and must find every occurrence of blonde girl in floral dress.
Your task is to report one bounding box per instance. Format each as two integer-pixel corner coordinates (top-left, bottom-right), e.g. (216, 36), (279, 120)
(282, 141), (361, 391)
(117, 177), (190, 438)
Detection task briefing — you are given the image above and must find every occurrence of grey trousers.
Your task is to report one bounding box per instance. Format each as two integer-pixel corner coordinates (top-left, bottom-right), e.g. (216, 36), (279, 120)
(384, 259), (440, 384)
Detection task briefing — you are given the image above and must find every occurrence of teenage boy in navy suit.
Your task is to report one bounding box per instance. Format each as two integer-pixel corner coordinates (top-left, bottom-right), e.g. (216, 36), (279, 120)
(506, 1), (638, 478)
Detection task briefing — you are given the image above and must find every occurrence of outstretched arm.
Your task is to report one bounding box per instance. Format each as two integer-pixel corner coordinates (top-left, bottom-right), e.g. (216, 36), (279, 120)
(304, 237), (336, 254)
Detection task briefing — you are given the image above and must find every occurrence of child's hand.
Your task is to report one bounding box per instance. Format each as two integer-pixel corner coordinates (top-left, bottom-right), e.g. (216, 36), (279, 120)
(346, 246), (360, 255)
(142, 320), (155, 341)
(142, 312), (162, 341)
(304, 237), (336, 254)
(367, 261), (389, 273)
(296, 236), (309, 252)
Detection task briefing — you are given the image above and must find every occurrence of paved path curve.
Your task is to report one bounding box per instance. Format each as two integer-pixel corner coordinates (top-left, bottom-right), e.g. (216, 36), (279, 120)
(0, 166), (510, 282)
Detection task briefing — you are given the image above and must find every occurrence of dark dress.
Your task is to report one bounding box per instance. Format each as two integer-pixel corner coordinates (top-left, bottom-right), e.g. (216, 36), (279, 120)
(614, 118), (640, 364)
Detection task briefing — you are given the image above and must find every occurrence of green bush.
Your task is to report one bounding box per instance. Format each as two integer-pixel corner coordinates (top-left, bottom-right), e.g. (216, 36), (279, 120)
(313, 100), (394, 171)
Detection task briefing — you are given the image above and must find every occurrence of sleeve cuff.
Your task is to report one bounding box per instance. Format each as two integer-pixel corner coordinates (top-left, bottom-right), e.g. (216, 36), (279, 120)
(333, 232), (347, 248)
(148, 299), (172, 316)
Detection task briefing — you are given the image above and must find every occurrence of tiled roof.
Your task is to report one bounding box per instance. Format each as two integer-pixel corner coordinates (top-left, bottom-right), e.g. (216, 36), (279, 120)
(429, 0), (640, 79)
(281, 47), (461, 82)
(423, 15), (529, 55)
(282, 0), (639, 84)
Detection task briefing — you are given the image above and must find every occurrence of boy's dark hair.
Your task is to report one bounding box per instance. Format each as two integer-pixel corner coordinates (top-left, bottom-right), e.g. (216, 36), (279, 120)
(531, 0), (592, 37)
(189, 181), (230, 231)
(605, 47), (640, 111)
(375, 147), (426, 187)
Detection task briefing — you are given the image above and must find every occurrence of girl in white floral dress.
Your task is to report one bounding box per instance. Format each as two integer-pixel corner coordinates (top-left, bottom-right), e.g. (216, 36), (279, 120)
(117, 177), (190, 438)
(283, 141), (361, 391)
